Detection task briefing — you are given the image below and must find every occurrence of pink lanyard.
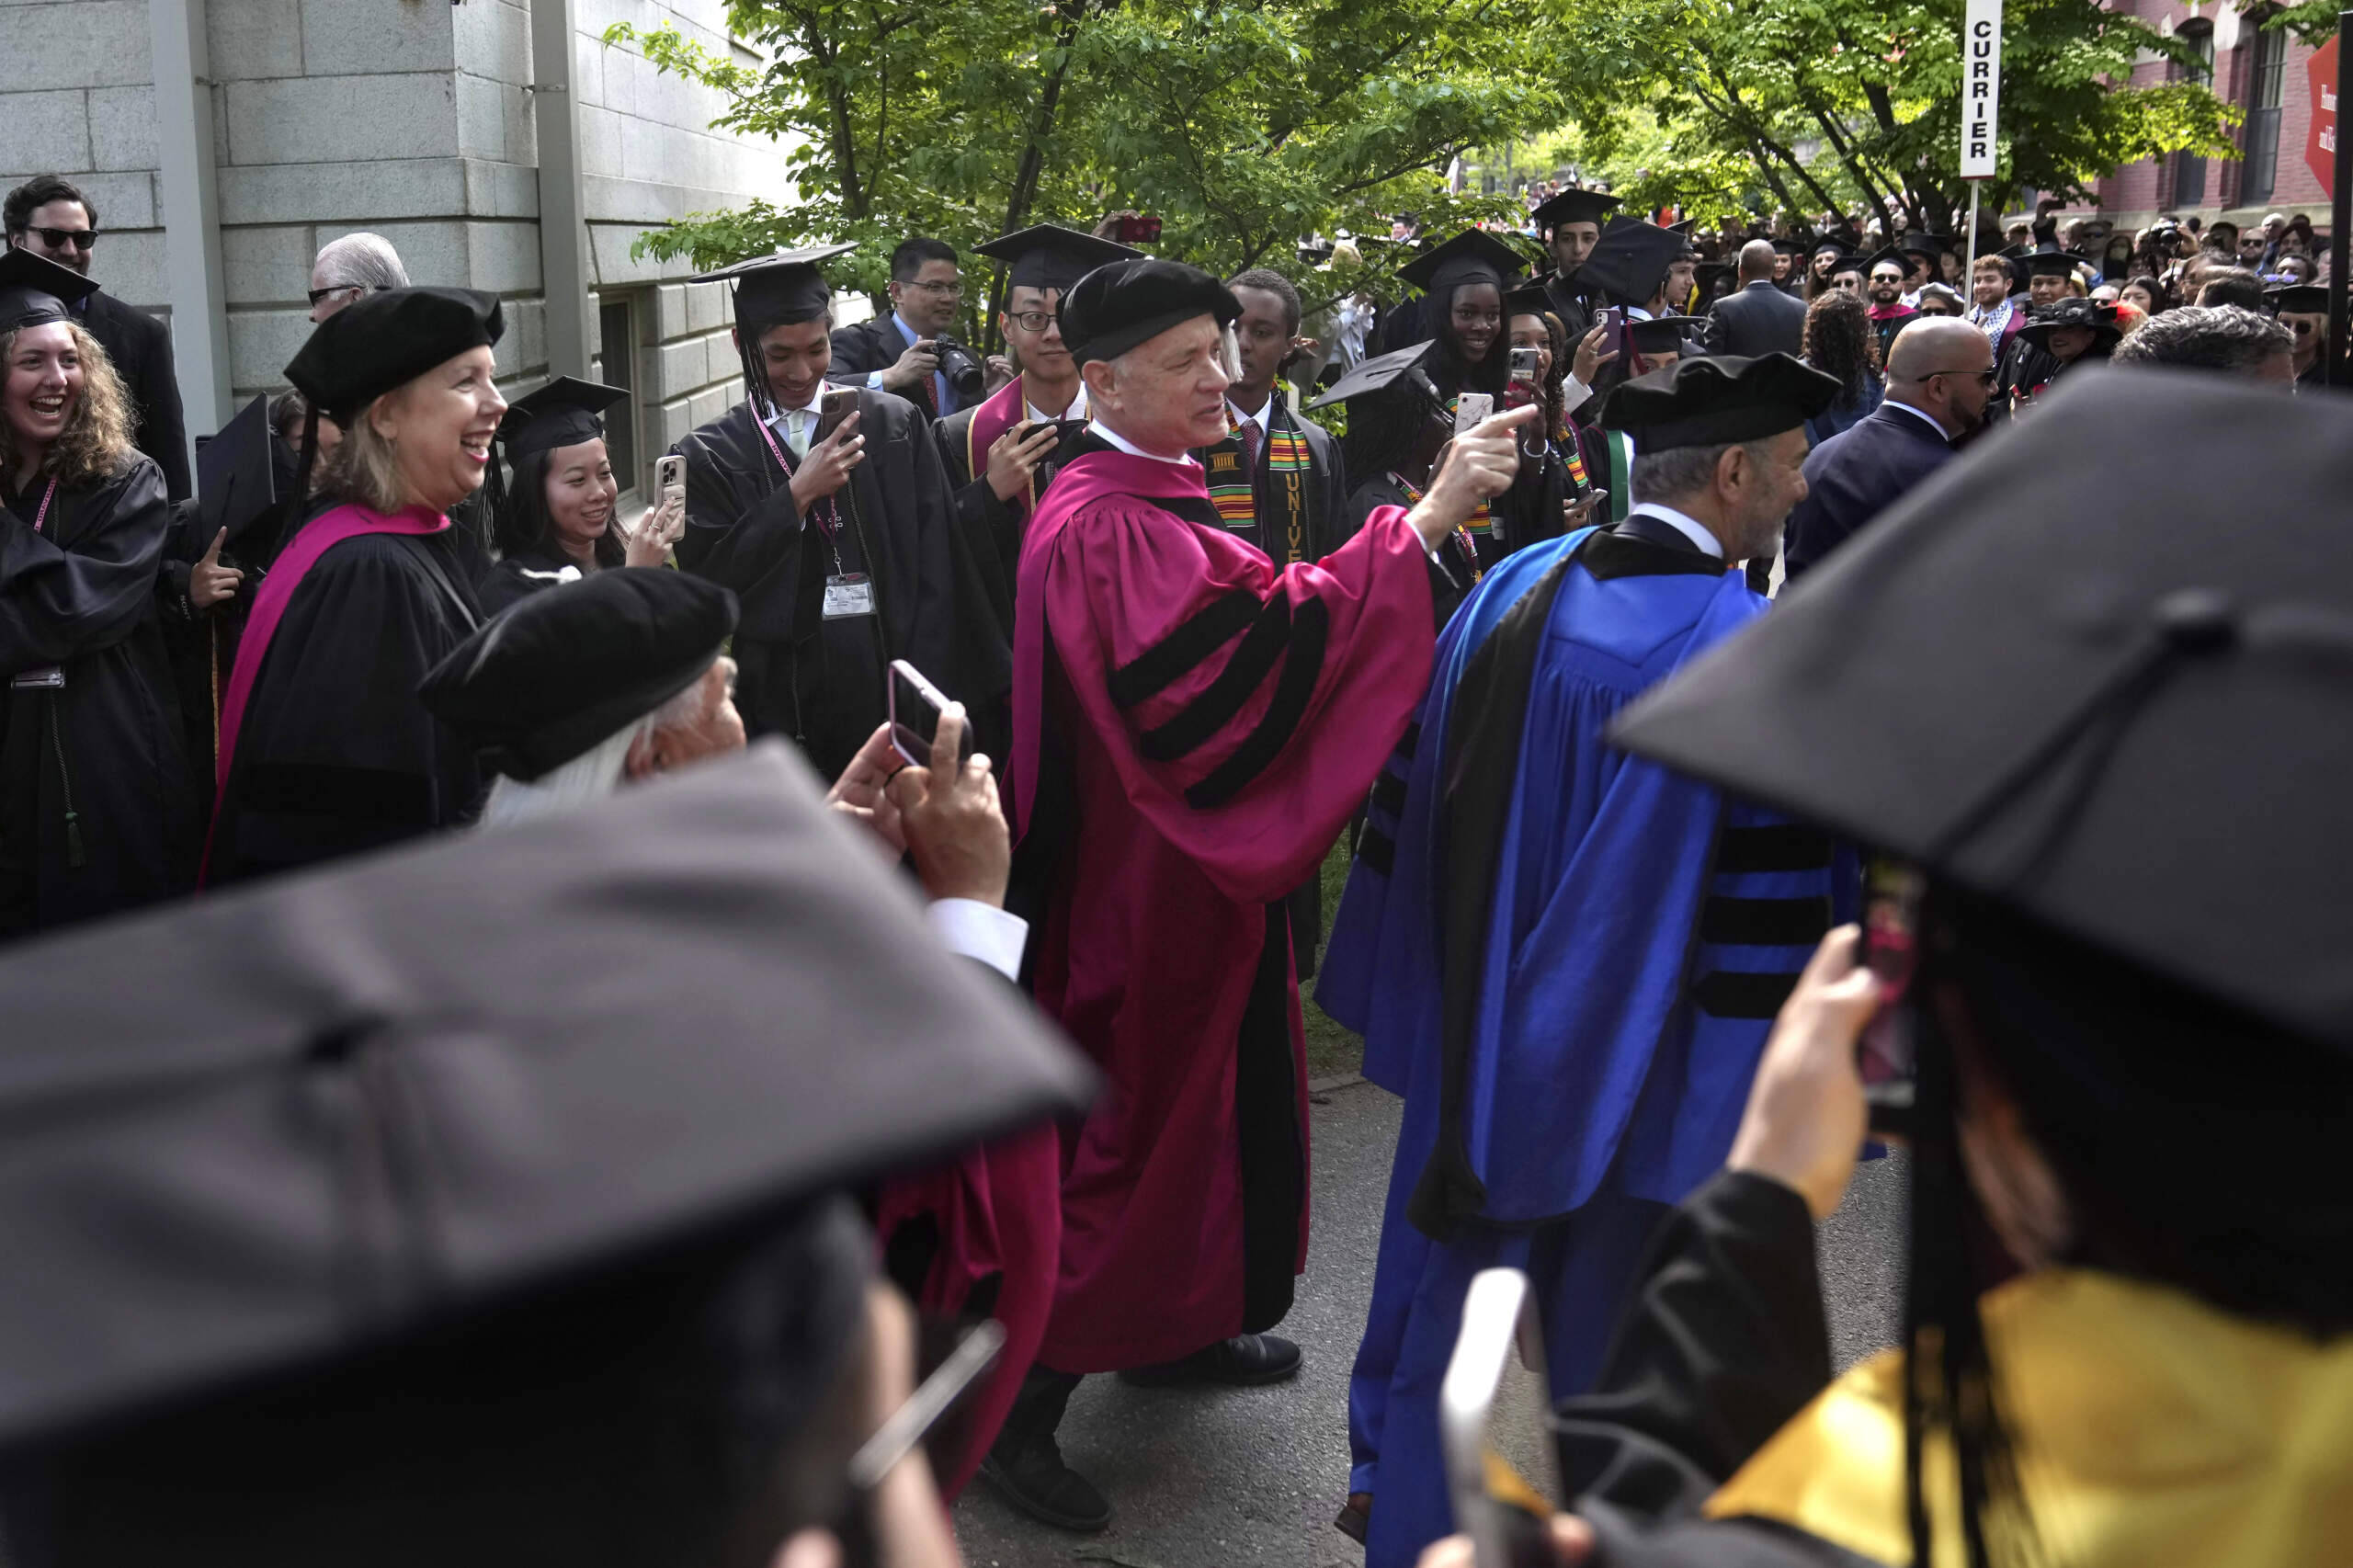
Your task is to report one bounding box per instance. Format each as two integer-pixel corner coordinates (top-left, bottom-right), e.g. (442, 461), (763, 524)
(754, 406), (843, 546)
(24, 476), (58, 535)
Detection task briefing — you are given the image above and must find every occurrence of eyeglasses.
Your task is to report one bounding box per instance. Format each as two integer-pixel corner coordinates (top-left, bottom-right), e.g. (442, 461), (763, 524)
(27, 226), (97, 252)
(1914, 368), (1998, 386)
(901, 278), (963, 298)
(1006, 310), (1056, 333)
(307, 284), (367, 308)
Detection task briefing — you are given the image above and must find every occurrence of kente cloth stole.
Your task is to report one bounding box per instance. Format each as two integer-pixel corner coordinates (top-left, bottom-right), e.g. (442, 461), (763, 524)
(1208, 411), (1314, 562)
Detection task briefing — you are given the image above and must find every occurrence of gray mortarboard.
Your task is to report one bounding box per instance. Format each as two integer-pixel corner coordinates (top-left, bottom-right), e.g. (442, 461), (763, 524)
(195, 393), (278, 548)
(1056, 256), (1238, 366)
(420, 569), (738, 781)
(283, 287), (504, 426)
(2267, 284), (2329, 316)
(0, 739), (1095, 1457)
(1530, 188), (1621, 232)
(1397, 228), (1528, 296)
(1306, 339), (1444, 413)
(696, 243), (858, 328)
(0, 246), (98, 334)
(972, 223), (1141, 295)
(1597, 352), (1841, 451)
(1610, 371), (2353, 1051)
(1576, 222), (1692, 306)
(496, 375), (628, 459)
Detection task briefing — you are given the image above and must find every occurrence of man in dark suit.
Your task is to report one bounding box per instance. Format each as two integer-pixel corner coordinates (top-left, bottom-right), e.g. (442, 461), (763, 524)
(1783, 317), (1993, 583)
(6, 175), (189, 501)
(1703, 240), (1809, 360)
(827, 235), (970, 425)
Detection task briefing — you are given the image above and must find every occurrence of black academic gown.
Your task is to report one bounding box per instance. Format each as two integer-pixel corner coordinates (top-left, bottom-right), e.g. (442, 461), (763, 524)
(671, 391), (967, 781)
(1343, 472), (1475, 631)
(1539, 269), (1597, 341)
(207, 528), (485, 885)
(80, 292), (191, 504)
(0, 456), (199, 935)
(474, 544), (597, 616)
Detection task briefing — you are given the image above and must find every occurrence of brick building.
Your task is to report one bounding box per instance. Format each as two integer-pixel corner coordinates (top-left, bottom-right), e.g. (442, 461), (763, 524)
(0, 0), (815, 506)
(2052, 0), (2333, 236)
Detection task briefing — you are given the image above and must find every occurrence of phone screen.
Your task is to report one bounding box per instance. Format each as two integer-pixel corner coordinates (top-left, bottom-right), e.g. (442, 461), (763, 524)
(1859, 856), (1924, 1088)
(889, 661), (976, 770)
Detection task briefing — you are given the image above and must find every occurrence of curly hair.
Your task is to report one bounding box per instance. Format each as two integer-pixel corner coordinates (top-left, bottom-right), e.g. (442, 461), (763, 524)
(0, 321), (136, 487)
(2110, 304), (2292, 376)
(1801, 292), (1878, 410)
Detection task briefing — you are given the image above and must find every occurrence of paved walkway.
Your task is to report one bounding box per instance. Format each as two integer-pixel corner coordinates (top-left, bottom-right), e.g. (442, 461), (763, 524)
(953, 1077), (1907, 1568)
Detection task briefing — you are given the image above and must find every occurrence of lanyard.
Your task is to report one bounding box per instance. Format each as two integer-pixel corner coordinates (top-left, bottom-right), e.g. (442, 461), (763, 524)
(1392, 472), (1481, 584)
(754, 405), (847, 563)
(24, 475), (58, 535)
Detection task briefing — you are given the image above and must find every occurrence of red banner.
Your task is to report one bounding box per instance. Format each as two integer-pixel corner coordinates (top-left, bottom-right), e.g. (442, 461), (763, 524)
(2309, 35), (2338, 199)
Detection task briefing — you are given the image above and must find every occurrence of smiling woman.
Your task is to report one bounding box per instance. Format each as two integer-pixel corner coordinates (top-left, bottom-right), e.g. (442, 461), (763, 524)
(204, 287), (510, 886)
(0, 247), (199, 934)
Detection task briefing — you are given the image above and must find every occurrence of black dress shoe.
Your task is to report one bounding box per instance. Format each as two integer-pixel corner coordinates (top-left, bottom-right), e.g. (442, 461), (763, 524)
(978, 1432), (1113, 1533)
(1119, 1333), (1303, 1387)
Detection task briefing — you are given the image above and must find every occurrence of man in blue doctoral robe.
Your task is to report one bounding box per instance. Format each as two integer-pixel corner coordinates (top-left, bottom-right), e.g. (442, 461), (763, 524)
(1317, 353), (1853, 1568)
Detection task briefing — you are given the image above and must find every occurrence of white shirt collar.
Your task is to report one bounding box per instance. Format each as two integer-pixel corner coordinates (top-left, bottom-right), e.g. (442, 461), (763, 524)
(1625, 501), (1724, 559)
(764, 382), (827, 426)
(1228, 392), (1274, 429)
(1026, 383), (1088, 424)
(1086, 418), (1199, 468)
(1881, 398), (1952, 439)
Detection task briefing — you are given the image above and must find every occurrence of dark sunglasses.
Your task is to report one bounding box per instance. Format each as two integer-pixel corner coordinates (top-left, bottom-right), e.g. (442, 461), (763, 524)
(27, 226), (97, 252)
(306, 283), (368, 308)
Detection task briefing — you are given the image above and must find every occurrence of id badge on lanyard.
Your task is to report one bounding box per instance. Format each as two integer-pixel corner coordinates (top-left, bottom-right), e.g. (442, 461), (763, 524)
(12, 476), (63, 689)
(756, 410), (876, 623)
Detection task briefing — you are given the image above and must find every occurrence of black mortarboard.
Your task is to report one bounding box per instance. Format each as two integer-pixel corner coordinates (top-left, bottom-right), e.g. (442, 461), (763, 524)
(1899, 232), (1954, 262)
(2267, 284), (2329, 315)
(1058, 256), (1238, 366)
(1863, 246), (1910, 277)
(697, 243), (857, 330)
(1771, 238), (1807, 257)
(1306, 339), (1443, 412)
(1597, 351), (1841, 450)
(972, 223), (1142, 295)
(2015, 296), (2121, 350)
(1502, 281), (1559, 321)
(1693, 261), (1734, 292)
(1396, 228), (1527, 296)
(1808, 236), (1849, 261)
(0, 739), (1094, 1453)
(0, 246), (98, 334)
(496, 375), (628, 460)
(1575, 222), (1692, 307)
(419, 569), (739, 780)
(2021, 251), (2090, 279)
(1610, 372), (2353, 1051)
(1530, 187), (1622, 231)
(1824, 252), (1868, 278)
(1627, 316), (1700, 358)
(284, 287), (505, 426)
(196, 393), (278, 547)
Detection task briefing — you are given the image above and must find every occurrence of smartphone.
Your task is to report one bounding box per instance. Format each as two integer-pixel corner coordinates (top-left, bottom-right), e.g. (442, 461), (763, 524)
(889, 659), (977, 770)
(1858, 855), (1923, 1137)
(1507, 346), (1543, 383)
(1453, 392), (1495, 435)
(1591, 306), (1623, 337)
(1440, 1269), (1560, 1568)
(1114, 213), (1164, 245)
(846, 1319), (1006, 1493)
(814, 385), (859, 446)
(655, 453), (686, 507)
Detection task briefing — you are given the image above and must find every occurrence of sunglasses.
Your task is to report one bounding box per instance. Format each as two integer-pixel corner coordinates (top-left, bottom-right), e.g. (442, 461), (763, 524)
(306, 284), (368, 308)
(26, 226), (97, 252)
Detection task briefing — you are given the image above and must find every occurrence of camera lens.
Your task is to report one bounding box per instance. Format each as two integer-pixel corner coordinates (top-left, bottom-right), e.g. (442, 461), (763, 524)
(934, 335), (985, 399)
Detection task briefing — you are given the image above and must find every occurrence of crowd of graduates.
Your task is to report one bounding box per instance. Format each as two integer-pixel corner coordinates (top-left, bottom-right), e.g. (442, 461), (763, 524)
(2, 155), (2350, 1568)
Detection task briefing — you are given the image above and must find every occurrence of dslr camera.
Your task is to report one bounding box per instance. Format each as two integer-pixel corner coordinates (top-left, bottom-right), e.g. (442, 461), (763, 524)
(932, 335), (985, 401)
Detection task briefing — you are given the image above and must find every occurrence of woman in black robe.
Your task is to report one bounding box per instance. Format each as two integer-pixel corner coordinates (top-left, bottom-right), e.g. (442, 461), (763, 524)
(477, 377), (683, 615)
(0, 248), (198, 934)
(206, 287), (510, 885)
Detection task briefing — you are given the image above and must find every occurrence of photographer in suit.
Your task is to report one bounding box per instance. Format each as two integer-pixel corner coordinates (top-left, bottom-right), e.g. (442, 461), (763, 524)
(830, 237), (983, 424)
(6, 176), (189, 503)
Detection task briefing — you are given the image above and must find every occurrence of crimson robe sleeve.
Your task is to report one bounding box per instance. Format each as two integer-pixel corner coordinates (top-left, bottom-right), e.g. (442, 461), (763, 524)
(1041, 499), (1435, 905)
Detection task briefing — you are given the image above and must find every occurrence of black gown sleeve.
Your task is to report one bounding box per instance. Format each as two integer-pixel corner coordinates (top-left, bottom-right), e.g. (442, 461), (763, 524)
(671, 414), (809, 647)
(1555, 1169), (1834, 1523)
(0, 459), (171, 672)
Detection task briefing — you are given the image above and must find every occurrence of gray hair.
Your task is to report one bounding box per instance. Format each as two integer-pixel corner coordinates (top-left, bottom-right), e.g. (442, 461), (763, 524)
(2109, 305), (2293, 377)
(313, 231), (410, 293)
(1631, 439), (1768, 505)
(476, 663), (716, 828)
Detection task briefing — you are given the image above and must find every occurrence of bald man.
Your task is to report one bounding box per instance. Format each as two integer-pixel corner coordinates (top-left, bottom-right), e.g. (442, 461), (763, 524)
(1783, 318), (1991, 581)
(1703, 239), (1809, 359)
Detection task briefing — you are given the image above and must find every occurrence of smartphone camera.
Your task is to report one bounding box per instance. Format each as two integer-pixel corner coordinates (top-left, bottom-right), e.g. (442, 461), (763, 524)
(1507, 346), (1543, 383)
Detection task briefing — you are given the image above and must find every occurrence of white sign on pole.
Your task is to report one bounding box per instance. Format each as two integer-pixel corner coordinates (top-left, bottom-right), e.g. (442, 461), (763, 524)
(1961, 0), (2004, 179)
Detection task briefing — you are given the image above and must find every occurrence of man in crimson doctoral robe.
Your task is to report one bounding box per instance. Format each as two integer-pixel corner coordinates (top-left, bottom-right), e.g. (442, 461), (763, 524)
(983, 256), (1534, 1531)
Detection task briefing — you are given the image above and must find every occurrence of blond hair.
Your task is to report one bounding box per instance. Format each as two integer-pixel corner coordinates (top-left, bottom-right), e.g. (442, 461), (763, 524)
(317, 390), (412, 513)
(0, 321), (136, 487)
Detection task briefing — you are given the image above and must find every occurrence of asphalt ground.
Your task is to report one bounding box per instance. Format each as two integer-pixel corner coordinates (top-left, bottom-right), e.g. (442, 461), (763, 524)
(952, 1077), (1908, 1568)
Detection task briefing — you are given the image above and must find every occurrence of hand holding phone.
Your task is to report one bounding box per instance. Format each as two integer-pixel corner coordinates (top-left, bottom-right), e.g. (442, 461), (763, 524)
(656, 452), (687, 510)
(1724, 926), (1881, 1218)
(885, 665), (1009, 909)
(1453, 392), (1495, 435)
(1441, 1269), (1561, 1568)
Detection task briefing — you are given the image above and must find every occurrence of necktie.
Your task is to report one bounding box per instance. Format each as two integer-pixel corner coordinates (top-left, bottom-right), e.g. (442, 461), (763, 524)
(786, 410), (810, 458)
(1240, 416), (1263, 477)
